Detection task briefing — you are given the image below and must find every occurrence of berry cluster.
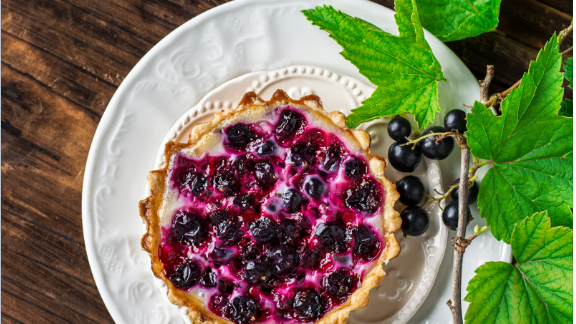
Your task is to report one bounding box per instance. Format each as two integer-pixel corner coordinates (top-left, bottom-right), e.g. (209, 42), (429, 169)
(387, 110), (478, 236)
(159, 108), (386, 324)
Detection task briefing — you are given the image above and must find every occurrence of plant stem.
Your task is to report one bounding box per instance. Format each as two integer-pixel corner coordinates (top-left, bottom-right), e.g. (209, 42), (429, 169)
(447, 61), (496, 324)
(479, 65), (494, 103)
(484, 79), (521, 111)
(424, 173), (479, 209)
(447, 136), (470, 324)
(400, 131), (456, 147)
(561, 46), (573, 56)
(558, 22), (573, 46)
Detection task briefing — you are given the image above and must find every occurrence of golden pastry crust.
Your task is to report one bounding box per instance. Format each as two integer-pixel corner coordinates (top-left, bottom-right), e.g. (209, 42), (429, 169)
(139, 89), (401, 324)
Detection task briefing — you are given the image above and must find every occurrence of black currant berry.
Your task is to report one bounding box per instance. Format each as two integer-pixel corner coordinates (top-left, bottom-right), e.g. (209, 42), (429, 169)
(213, 169), (239, 196)
(301, 249), (321, 270)
(322, 144), (343, 171)
(442, 201), (472, 231)
(387, 116), (412, 141)
(344, 157), (366, 179)
(251, 218), (278, 245)
(275, 110), (307, 144)
(242, 259), (271, 284)
(316, 222), (347, 253)
(225, 124), (256, 150)
(172, 211), (206, 245)
(270, 244), (299, 274)
(395, 176), (425, 206)
(218, 277), (235, 294)
(444, 109), (467, 134)
(212, 247), (235, 266)
(216, 220), (243, 245)
(279, 219), (308, 245)
(210, 293), (229, 313)
(256, 141), (277, 156)
(344, 178), (383, 214)
(324, 269), (353, 297)
(283, 188), (302, 213)
(179, 170), (207, 195)
(400, 206), (429, 236)
(169, 260), (202, 289)
(418, 126), (454, 160)
(449, 178), (480, 205)
(388, 140), (422, 172)
(353, 225), (380, 259)
(305, 177), (325, 199)
(254, 161), (277, 187)
(209, 210), (229, 226)
(200, 267), (218, 288)
(292, 289), (325, 320)
(233, 193), (255, 210)
(230, 295), (259, 324)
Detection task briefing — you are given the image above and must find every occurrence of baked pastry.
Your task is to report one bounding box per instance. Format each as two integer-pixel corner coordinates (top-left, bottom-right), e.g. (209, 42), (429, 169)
(139, 89), (401, 324)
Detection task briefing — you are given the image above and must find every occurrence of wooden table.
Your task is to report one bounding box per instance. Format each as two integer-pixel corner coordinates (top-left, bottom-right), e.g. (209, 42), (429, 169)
(1, 0), (572, 323)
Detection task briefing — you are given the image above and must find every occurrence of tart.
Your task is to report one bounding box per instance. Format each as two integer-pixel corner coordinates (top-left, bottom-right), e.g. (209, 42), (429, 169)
(139, 89), (401, 324)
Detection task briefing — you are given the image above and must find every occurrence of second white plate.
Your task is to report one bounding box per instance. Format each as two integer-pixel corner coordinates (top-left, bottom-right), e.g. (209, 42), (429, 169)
(152, 66), (447, 324)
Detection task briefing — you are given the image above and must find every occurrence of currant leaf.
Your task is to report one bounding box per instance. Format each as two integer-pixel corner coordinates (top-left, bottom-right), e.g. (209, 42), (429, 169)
(416, 0), (501, 42)
(559, 98), (573, 117)
(564, 57), (573, 89)
(302, 0), (445, 129)
(464, 212), (573, 324)
(466, 34), (573, 243)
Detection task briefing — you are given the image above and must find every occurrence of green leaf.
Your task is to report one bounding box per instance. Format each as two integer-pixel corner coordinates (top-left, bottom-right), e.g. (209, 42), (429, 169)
(559, 98), (573, 117)
(563, 57), (573, 89)
(466, 34), (573, 243)
(416, 0), (501, 42)
(465, 212), (573, 324)
(302, 1), (445, 129)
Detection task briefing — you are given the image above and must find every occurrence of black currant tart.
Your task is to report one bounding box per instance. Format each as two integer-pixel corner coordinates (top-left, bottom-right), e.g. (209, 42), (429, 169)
(139, 90), (401, 324)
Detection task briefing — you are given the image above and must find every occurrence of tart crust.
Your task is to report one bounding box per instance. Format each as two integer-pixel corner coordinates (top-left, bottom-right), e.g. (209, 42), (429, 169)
(139, 89), (401, 324)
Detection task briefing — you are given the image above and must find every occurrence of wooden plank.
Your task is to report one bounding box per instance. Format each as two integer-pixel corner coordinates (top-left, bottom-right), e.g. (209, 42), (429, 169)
(1, 249), (113, 324)
(1, 313), (26, 324)
(3, 0), (148, 63)
(2, 209), (95, 286)
(2, 291), (69, 324)
(2, 32), (115, 116)
(2, 63), (97, 243)
(498, 0), (573, 51)
(164, 0), (230, 16)
(61, 0), (179, 44)
(370, 0), (394, 10)
(535, 0), (573, 16)
(1, 7), (132, 87)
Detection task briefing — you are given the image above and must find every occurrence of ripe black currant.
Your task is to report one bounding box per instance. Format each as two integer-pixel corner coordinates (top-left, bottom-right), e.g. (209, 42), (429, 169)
(388, 140), (422, 172)
(400, 206), (429, 236)
(387, 116), (412, 141)
(449, 178), (480, 204)
(395, 176), (425, 206)
(418, 126), (455, 160)
(442, 200), (472, 231)
(444, 109), (467, 134)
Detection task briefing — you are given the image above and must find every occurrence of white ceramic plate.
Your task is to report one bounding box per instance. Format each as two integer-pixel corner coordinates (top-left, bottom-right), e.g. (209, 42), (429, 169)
(82, 1), (511, 323)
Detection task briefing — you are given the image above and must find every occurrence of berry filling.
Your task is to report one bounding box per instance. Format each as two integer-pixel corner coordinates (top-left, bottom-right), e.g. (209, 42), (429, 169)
(159, 107), (386, 324)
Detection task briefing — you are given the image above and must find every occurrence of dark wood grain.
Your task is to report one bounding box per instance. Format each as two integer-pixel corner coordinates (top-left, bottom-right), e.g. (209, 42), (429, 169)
(1, 0), (572, 323)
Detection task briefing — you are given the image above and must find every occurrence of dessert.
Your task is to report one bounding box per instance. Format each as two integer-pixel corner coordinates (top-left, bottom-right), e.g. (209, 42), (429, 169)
(139, 90), (401, 324)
